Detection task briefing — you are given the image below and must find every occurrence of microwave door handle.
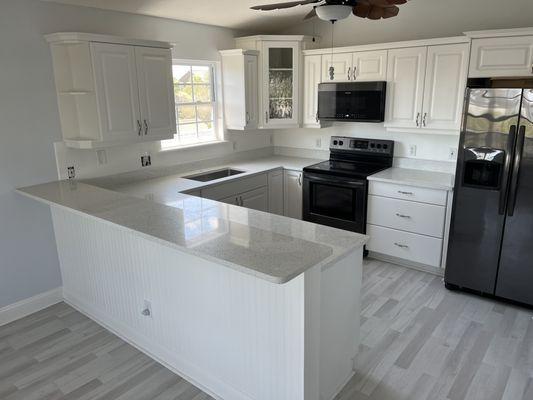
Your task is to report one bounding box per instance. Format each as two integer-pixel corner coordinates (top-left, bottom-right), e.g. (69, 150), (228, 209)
(498, 125), (517, 215)
(507, 125), (526, 217)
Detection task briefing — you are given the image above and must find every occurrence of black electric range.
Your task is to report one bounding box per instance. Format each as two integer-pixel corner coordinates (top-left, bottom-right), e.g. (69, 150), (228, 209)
(303, 136), (394, 235)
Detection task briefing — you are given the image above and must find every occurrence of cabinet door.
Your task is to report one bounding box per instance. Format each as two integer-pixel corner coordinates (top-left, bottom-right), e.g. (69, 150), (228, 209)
(321, 53), (353, 82)
(268, 170), (284, 215)
(239, 186), (268, 212)
(353, 50), (387, 81)
(284, 170), (303, 220)
(135, 46), (176, 140)
(469, 36), (533, 78)
(422, 43), (469, 131)
(244, 54), (259, 129)
(303, 55), (322, 127)
(385, 47), (427, 129)
(262, 41), (300, 128)
(91, 43), (142, 142)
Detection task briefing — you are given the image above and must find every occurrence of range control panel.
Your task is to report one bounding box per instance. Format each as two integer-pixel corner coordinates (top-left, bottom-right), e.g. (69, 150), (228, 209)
(330, 136), (394, 156)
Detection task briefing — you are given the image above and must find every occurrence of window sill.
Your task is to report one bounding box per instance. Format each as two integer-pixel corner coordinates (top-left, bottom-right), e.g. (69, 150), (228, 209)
(159, 140), (230, 153)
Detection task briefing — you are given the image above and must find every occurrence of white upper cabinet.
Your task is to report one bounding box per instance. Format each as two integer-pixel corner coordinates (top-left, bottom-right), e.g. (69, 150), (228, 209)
(385, 42), (469, 133)
(322, 50), (387, 82)
(385, 46), (428, 129)
(220, 49), (259, 130)
(46, 33), (175, 149)
(135, 46), (177, 140)
(422, 43), (469, 131)
(91, 43), (142, 143)
(469, 35), (533, 78)
(261, 41), (300, 128)
(303, 54), (322, 127)
(322, 53), (353, 82)
(353, 50), (388, 81)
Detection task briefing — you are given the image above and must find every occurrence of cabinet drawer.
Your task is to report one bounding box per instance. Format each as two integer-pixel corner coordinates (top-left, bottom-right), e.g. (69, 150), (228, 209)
(367, 195), (446, 238)
(369, 181), (447, 206)
(202, 173), (268, 201)
(367, 224), (443, 267)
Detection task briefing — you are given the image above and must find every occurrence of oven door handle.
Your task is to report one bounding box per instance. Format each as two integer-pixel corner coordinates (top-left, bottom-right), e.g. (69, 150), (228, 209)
(303, 173), (366, 188)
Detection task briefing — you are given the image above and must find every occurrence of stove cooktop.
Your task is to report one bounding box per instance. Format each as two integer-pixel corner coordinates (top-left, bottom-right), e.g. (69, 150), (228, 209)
(303, 160), (389, 179)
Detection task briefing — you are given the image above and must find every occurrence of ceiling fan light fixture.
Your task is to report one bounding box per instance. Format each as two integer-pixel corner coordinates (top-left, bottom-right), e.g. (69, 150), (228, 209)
(315, 4), (352, 22)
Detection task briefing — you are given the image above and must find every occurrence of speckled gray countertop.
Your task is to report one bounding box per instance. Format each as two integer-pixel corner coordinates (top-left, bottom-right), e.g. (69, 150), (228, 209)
(17, 156), (368, 284)
(368, 167), (455, 191)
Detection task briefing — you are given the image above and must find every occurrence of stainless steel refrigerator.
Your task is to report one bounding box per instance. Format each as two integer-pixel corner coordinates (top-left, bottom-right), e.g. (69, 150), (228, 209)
(446, 80), (533, 306)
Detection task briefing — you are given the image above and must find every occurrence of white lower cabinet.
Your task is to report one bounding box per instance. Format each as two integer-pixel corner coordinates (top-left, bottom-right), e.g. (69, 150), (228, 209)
(240, 186), (268, 211)
(268, 170), (284, 215)
(284, 170), (303, 220)
(366, 225), (443, 268)
(367, 181), (451, 270)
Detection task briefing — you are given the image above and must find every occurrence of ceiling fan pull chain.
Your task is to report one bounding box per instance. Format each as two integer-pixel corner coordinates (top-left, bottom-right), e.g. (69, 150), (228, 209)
(329, 20), (335, 81)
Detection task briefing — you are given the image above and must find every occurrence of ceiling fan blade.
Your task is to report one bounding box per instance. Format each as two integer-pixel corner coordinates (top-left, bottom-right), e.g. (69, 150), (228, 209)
(353, 3), (371, 18)
(303, 7), (317, 20)
(353, 0), (406, 19)
(251, 0), (321, 11)
(382, 5), (400, 18)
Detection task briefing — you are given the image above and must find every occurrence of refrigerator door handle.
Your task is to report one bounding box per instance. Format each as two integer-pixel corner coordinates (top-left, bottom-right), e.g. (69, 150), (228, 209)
(507, 125), (526, 217)
(499, 125), (518, 215)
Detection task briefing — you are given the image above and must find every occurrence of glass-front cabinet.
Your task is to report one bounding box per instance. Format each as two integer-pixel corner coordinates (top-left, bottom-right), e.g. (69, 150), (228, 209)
(261, 41), (300, 128)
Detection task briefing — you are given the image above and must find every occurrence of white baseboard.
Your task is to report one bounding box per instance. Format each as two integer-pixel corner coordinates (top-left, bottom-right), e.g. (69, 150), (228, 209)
(0, 287), (63, 327)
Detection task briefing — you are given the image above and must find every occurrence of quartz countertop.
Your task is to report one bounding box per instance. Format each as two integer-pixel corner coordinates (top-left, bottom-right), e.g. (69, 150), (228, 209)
(17, 156), (368, 285)
(368, 167), (455, 191)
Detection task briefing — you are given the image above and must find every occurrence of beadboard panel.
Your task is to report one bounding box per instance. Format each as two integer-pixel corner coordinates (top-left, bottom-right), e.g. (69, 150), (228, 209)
(51, 206), (306, 400)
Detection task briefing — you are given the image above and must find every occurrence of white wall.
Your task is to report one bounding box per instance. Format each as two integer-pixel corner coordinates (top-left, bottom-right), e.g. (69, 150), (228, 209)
(282, 0), (533, 47)
(274, 123), (459, 172)
(0, 0), (267, 308)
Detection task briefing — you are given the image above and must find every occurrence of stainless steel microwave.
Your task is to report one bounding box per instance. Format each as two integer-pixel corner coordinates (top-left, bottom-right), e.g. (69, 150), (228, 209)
(317, 81), (386, 122)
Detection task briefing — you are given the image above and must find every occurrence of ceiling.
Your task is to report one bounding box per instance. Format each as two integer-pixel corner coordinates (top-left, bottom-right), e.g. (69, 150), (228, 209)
(43, 0), (533, 37)
(42, 0), (319, 33)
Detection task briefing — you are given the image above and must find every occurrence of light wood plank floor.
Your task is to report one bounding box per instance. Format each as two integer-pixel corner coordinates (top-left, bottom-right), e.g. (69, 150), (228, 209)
(1, 259), (532, 400)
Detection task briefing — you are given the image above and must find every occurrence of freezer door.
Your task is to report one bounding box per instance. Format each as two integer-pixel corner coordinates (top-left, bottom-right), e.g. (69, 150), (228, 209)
(496, 89), (533, 305)
(446, 88), (522, 293)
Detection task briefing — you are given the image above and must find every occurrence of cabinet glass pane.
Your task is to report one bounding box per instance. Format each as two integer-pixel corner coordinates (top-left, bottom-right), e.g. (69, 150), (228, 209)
(269, 48), (293, 69)
(270, 99), (293, 119)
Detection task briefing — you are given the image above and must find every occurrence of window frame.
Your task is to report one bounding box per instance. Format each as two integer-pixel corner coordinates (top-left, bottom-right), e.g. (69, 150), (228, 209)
(161, 59), (223, 150)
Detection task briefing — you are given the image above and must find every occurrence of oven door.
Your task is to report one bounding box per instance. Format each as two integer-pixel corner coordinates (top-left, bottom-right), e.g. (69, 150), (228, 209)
(303, 172), (368, 233)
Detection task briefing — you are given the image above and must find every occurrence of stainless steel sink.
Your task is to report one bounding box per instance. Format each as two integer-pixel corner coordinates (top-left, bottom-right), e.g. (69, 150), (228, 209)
(184, 168), (245, 182)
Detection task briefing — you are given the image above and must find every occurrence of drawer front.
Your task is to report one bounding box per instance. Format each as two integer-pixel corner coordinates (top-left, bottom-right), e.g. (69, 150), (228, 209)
(369, 181), (447, 206)
(367, 195), (446, 238)
(367, 224), (443, 267)
(202, 173), (268, 201)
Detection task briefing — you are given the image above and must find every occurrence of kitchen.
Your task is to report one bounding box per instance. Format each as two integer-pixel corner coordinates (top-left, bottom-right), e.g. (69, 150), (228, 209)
(2, 1), (533, 399)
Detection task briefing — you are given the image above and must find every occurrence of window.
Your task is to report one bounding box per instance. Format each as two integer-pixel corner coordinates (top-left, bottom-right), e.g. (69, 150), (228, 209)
(161, 61), (219, 149)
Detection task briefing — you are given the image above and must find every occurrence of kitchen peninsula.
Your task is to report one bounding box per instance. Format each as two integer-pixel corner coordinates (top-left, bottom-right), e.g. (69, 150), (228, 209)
(17, 157), (368, 400)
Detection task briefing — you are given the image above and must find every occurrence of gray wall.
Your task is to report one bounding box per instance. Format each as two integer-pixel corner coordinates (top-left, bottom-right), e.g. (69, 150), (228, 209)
(0, 0), (237, 308)
(282, 0), (533, 47)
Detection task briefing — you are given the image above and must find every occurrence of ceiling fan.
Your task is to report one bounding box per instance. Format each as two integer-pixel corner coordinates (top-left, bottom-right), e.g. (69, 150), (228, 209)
(251, 0), (408, 22)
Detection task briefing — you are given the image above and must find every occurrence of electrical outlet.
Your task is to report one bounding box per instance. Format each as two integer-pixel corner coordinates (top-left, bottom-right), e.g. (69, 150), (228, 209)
(96, 149), (107, 166)
(141, 155), (151, 167)
(315, 138), (322, 148)
(141, 299), (152, 318)
(409, 145), (417, 157)
(67, 166), (75, 179)
(449, 147), (458, 160)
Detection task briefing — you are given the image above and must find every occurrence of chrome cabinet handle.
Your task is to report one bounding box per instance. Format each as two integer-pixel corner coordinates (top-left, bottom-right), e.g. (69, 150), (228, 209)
(265, 111), (268, 124)
(416, 112), (420, 127)
(395, 213), (411, 219)
(246, 112), (250, 123)
(144, 119), (149, 135)
(235, 197), (239, 205)
(353, 66), (357, 80)
(137, 120), (142, 136)
(298, 173), (302, 186)
(422, 112), (427, 127)
(316, 111), (319, 123)
(239, 196), (244, 206)
(347, 67), (351, 80)
(398, 190), (414, 195)
(394, 242), (409, 249)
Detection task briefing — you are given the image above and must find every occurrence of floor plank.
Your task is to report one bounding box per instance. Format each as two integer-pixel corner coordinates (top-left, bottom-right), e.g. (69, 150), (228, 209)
(1, 259), (532, 399)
